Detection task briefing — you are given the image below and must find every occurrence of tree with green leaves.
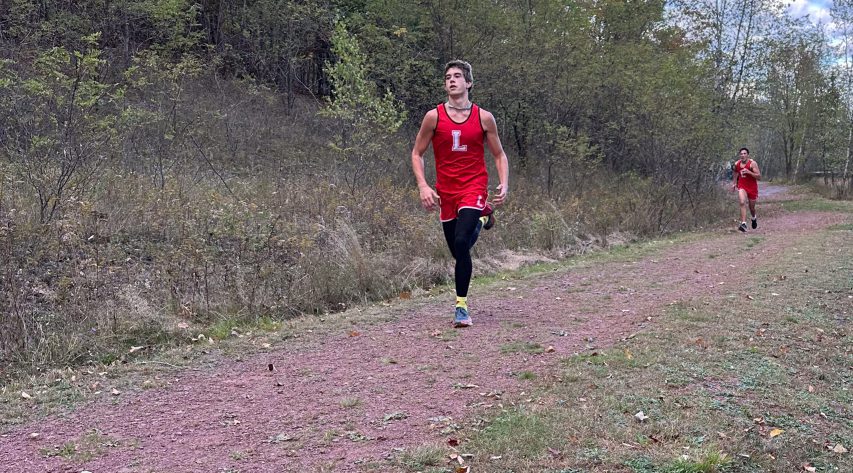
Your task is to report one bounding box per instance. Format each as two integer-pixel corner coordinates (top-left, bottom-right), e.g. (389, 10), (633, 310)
(0, 33), (124, 223)
(319, 20), (407, 193)
(832, 0), (853, 189)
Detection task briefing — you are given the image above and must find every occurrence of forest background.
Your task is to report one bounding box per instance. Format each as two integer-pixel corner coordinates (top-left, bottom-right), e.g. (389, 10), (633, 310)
(0, 0), (851, 373)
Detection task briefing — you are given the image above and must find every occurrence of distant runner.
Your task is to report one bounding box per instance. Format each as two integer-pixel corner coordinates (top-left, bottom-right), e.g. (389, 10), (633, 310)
(410, 60), (510, 327)
(732, 147), (761, 232)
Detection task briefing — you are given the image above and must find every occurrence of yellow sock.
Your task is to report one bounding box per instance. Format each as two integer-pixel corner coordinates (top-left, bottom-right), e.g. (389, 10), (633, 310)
(456, 296), (467, 309)
(479, 216), (488, 225)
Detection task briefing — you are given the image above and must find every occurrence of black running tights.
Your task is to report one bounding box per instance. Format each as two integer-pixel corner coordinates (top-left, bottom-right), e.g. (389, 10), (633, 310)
(441, 208), (483, 298)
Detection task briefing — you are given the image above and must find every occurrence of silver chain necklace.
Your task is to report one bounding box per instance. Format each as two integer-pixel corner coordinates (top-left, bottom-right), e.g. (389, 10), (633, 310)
(446, 101), (472, 111)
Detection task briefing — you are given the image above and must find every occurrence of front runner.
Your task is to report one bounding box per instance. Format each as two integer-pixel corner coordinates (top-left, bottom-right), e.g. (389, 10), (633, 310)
(410, 60), (510, 328)
(732, 147), (761, 232)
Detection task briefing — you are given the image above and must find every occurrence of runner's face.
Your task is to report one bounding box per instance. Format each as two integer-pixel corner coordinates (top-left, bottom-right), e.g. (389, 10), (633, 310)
(738, 150), (749, 162)
(444, 67), (471, 97)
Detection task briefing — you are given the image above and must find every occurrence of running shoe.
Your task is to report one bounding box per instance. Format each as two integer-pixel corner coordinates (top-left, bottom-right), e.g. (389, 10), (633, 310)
(481, 203), (495, 230)
(470, 203), (494, 248)
(738, 222), (747, 233)
(751, 217), (757, 229)
(453, 306), (473, 328)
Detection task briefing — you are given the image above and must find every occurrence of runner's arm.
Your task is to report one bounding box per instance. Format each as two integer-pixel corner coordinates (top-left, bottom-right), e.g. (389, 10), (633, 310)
(748, 161), (761, 181)
(731, 163), (739, 190)
(482, 110), (509, 206)
(411, 110), (440, 211)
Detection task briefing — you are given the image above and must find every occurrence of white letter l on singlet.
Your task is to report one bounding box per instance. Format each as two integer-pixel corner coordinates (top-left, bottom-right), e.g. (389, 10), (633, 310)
(452, 130), (467, 152)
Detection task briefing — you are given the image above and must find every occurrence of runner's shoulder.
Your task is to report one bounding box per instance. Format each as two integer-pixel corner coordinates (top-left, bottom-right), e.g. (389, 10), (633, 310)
(421, 108), (439, 128)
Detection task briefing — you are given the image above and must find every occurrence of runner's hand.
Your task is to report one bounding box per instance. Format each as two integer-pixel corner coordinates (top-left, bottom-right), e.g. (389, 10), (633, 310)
(419, 186), (439, 211)
(493, 183), (508, 206)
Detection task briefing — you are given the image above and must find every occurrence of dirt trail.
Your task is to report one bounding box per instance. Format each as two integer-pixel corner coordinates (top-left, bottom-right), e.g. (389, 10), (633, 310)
(1, 185), (848, 473)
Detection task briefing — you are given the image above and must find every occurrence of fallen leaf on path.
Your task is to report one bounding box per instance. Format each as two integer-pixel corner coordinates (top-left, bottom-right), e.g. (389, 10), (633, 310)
(28, 433), (39, 440)
(803, 464), (816, 472)
(348, 330), (360, 337)
(808, 385), (815, 393)
(624, 349), (633, 360)
(128, 345), (145, 353)
(832, 444), (848, 454)
(447, 437), (459, 446)
(20, 391), (32, 399)
(111, 388), (121, 396)
(635, 411), (649, 422)
(455, 467), (470, 473)
(769, 428), (784, 438)
(399, 291), (411, 300)
(545, 346), (555, 353)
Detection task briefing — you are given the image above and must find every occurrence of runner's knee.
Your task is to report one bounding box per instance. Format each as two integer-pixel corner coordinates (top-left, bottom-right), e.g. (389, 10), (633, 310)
(453, 235), (471, 257)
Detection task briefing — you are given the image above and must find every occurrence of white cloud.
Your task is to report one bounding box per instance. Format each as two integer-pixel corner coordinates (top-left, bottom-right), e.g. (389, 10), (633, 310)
(784, 0), (833, 25)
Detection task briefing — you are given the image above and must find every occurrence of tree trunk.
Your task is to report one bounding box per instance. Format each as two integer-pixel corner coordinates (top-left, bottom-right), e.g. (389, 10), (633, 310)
(793, 121), (807, 183)
(844, 123), (852, 189)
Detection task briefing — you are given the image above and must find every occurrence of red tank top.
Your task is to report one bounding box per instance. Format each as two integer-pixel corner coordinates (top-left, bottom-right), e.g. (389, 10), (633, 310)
(431, 103), (488, 195)
(734, 159), (758, 194)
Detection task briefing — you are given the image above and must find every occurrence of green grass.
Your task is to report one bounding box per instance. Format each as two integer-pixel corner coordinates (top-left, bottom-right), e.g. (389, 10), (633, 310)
(467, 409), (559, 462)
(662, 450), (732, 472)
(744, 236), (763, 249)
(501, 342), (545, 354)
(395, 444), (445, 471)
(775, 198), (853, 213)
(669, 303), (713, 323)
(38, 429), (120, 462)
(828, 222), (853, 231)
(208, 316), (281, 340)
(517, 370), (538, 381)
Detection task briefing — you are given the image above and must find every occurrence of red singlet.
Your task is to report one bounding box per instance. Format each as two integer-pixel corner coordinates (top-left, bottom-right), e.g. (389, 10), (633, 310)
(431, 103), (489, 221)
(734, 159), (758, 200)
